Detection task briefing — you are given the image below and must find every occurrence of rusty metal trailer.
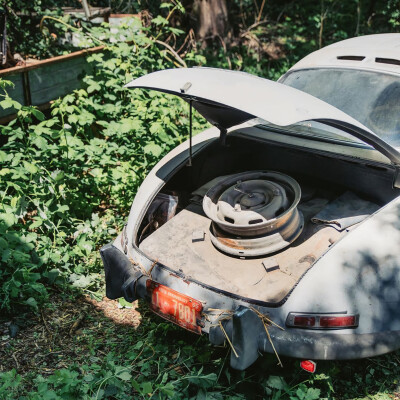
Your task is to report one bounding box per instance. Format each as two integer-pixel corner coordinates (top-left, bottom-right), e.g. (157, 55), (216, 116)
(0, 45), (104, 123)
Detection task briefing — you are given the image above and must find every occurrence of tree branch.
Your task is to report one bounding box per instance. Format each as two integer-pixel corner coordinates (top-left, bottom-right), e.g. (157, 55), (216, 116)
(155, 39), (187, 68)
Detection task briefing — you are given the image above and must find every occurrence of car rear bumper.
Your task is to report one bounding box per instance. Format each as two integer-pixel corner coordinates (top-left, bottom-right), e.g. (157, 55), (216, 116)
(101, 242), (400, 369)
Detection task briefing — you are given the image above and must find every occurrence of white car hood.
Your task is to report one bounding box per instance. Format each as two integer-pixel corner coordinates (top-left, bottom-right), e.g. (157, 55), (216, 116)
(126, 67), (400, 166)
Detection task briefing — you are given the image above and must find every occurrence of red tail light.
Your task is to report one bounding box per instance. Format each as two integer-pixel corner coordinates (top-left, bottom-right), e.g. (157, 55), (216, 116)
(300, 360), (316, 373)
(293, 315), (316, 327)
(319, 315), (357, 327)
(286, 313), (359, 329)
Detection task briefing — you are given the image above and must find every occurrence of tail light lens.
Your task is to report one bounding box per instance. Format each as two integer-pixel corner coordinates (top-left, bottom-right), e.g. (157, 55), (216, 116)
(293, 315), (316, 327)
(286, 313), (359, 329)
(319, 315), (357, 327)
(300, 360), (316, 373)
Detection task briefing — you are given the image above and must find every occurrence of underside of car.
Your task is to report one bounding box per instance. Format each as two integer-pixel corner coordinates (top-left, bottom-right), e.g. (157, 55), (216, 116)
(136, 128), (399, 305)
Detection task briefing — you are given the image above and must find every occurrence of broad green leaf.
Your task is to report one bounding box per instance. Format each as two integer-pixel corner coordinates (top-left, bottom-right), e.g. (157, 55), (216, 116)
(149, 122), (164, 135)
(140, 381), (153, 394)
(23, 161), (38, 174)
(0, 237), (7, 249)
(56, 204), (69, 213)
(68, 114), (79, 124)
(87, 81), (101, 93)
(30, 218), (43, 229)
(188, 373), (217, 389)
(168, 27), (185, 35)
(160, 383), (175, 397)
(304, 388), (321, 400)
(118, 298), (132, 308)
(152, 15), (168, 25)
(119, 118), (141, 133)
(0, 213), (16, 228)
(0, 150), (8, 162)
(0, 168), (11, 176)
(83, 373), (94, 382)
(25, 232), (37, 243)
(32, 135), (48, 150)
(0, 97), (15, 110)
(69, 273), (93, 288)
(31, 108), (45, 121)
(25, 297), (38, 309)
(116, 370), (132, 381)
(46, 269), (60, 284)
(143, 142), (162, 157)
(266, 376), (286, 390)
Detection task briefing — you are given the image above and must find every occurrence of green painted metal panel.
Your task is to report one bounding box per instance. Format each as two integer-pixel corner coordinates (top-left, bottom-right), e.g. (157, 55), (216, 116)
(0, 73), (25, 118)
(29, 57), (92, 105)
(0, 51), (97, 120)
(32, 77), (86, 106)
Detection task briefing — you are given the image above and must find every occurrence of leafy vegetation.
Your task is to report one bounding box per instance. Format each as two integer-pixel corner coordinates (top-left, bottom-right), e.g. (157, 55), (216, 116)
(6, 0), (400, 76)
(1, 2), (400, 399)
(2, 294), (400, 399)
(0, 12), (206, 313)
(4, 0), (78, 61)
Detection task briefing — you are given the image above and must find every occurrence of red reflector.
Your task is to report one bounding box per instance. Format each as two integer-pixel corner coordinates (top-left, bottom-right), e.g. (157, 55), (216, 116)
(300, 360), (316, 373)
(319, 316), (356, 327)
(294, 315), (316, 327)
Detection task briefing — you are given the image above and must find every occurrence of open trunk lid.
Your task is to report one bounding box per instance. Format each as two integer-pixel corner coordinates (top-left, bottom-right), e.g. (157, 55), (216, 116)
(126, 67), (400, 177)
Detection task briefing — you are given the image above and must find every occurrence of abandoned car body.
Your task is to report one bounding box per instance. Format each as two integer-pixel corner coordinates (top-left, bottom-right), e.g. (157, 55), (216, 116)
(101, 34), (400, 370)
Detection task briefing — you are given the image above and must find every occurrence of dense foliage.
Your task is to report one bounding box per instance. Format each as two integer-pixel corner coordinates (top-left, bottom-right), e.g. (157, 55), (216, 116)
(4, 0), (77, 60)
(5, 0), (400, 77)
(0, 13), (206, 314)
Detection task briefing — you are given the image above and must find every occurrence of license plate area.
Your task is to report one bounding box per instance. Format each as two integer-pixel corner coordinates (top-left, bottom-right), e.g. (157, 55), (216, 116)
(146, 280), (203, 334)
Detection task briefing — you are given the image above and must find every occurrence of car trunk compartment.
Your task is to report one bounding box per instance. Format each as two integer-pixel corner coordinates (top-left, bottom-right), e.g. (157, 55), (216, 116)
(137, 134), (398, 304)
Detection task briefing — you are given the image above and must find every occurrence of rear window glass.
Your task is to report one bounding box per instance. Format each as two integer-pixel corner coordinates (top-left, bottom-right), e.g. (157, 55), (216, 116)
(281, 68), (400, 146)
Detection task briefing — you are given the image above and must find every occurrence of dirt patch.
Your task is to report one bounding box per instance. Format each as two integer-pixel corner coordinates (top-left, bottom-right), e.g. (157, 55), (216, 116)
(0, 294), (141, 378)
(84, 296), (141, 327)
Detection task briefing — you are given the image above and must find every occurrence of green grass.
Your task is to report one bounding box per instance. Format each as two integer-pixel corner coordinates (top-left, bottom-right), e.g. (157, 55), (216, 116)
(1, 291), (400, 399)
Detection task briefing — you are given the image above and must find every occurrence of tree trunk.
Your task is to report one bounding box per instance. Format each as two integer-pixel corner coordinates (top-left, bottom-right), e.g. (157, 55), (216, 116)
(194, 0), (230, 45)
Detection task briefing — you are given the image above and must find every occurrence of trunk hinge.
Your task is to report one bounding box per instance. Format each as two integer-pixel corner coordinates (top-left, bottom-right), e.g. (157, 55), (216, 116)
(219, 126), (228, 146)
(393, 166), (400, 189)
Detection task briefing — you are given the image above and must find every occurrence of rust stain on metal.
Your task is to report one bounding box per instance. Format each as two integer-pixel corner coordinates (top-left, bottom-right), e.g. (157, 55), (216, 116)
(298, 254), (316, 265)
(216, 236), (245, 250)
(0, 46), (105, 77)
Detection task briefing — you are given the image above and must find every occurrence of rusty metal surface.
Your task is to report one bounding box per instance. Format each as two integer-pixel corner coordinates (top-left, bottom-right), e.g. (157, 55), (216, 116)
(202, 171), (304, 256)
(0, 46), (104, 77)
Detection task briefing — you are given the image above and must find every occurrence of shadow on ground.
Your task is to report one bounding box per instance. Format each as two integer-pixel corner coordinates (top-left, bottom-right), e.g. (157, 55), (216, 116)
(2, 293), (400, 399)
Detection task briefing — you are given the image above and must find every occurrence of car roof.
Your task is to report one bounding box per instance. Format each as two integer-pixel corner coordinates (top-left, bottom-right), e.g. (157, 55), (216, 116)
(287, 34), (400, 76)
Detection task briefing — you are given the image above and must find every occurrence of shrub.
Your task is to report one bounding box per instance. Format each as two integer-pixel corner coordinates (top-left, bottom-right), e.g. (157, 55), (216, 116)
(0, 11), (207, 314)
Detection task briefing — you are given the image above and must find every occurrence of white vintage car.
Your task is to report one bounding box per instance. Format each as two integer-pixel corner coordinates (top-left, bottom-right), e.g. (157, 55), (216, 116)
(101, 34), (400, 370)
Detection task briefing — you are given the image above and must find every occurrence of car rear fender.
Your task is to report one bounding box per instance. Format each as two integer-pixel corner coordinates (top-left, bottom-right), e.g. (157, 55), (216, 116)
(280, 195), (400, 334)
(125, 126), (219, 254)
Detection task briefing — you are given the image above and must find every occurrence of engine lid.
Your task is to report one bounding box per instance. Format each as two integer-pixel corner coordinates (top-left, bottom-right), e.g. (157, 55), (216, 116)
(125, 67), (400, 168)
